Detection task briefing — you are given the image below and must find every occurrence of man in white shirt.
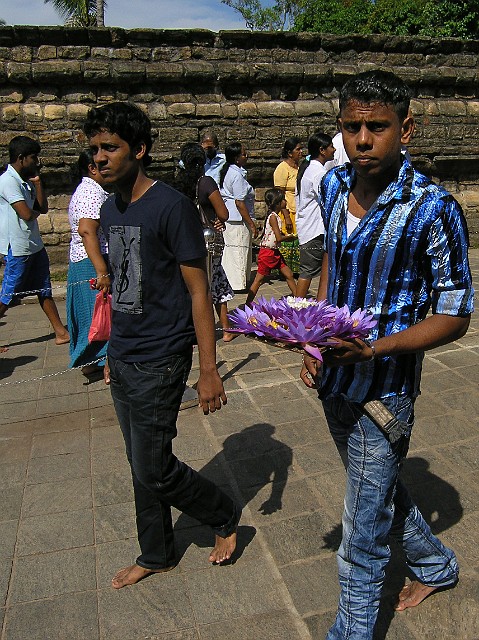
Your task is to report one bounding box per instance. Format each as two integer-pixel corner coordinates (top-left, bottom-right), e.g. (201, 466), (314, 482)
(295, 132), (335, 298)
(0, 136), (69, 345)
(201, 132), (226, 186)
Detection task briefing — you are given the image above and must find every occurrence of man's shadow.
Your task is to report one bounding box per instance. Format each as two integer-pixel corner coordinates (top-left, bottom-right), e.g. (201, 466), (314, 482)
(321, 456), (463, 639)
(174, 422), (293, 564)
(0, 355), (38, 379)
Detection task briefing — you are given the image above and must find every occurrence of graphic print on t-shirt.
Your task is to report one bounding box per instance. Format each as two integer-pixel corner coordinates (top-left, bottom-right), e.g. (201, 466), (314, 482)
(109, 225), (142, 314)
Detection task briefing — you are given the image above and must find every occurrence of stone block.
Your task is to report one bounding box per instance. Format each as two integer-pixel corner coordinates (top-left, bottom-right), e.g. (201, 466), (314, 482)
(57, 46), (90, 59)
(163, 93), (192, 104)
(32, 61), (82, 82)
(51, 212), (71, 234)
(44, 104), (66, 120)
(167, 102), (195, 116)
(238, 102), (258, 118)
(6, 62), (31, 82)
(0, 89), (23, 103)
(148, 103), (168, 120)
(83, 61), (110, 82)
(294, 100), (334, 117)
(196, 103), (221, 117)
(257, 101), (295, 117)
(111, 61), (145, 83)
(274, 62), (304, 82)
(145, 62), (183, 80)
(37, 215), (54, 234)
(467, 101), (479, 116)
(438, 100), (467, 116)
(11, 46), (32, 63)
(23, 104), (43, 121)
(66, 103), (90, 120)
(303, 63), (332, 84)
(109, 48), (132, 60)
(37, 45), (57, 60)
(221, 104), (238, 118)
(48, 194), (71, 209)
(1, 104), (21, 122)
(216, 62), (250, 82)
(131, 47), (152, 61)
(183, 60), (215, 80)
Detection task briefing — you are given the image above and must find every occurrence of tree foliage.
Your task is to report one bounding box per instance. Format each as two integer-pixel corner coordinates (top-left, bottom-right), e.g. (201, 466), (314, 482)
(222, 0), (479, 38)
(44, 0), (107, 27)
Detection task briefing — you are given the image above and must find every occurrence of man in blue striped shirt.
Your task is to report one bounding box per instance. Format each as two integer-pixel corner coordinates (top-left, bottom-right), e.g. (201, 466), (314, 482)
(301, 70), (474, 639)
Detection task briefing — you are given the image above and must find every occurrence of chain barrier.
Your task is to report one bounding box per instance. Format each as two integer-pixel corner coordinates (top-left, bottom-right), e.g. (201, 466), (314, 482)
(9, 277), (92, 298)
(0, 357), (104, 387)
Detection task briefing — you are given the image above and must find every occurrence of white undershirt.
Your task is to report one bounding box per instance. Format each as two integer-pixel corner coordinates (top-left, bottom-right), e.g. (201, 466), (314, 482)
(346, 211), (361, 237)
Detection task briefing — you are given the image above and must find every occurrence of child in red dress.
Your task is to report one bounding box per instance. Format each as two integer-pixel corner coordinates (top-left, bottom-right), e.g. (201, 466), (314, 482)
(246, 188), (297, 305)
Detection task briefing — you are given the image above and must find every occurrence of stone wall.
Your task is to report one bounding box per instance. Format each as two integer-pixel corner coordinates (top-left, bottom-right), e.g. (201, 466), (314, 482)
(0, 26), (478, 268)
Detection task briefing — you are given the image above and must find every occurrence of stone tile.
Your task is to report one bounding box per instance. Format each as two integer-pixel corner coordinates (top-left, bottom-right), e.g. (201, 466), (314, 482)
(293, 440), (345, 476)
(0, 520), (18, 559)
(172, 433), (217, 463)
(186, 558), (284, 624)
(229, 449), (297, 492)
(428, 349), (479, 370)
(272, 419), (330, 448)
(89, 404), (119, 429)
(16, 509), (94, 555)
(414, 411), (477, 445)
(31, 428), (90, 458)
(308, 471), (346, 518)
(0, 461), (27, 488)
(0, 558), (12, 607)
(220, 423), (293, 462)
(96, 538), (140, 588)
(237, 368), (296, 389)
(0, 435), (31, 462)
(88, 387), (115, 409)
(94, 502), (136, 543)
(245, 478), (320, 523)
(437, 438), (479, 475)
(3, 591), (99, 640)
(198, 610), (305, 639)
(22, 476), (92, 517)
(0, 485), (24, 521)
(27, 450), (90, 484)
(280, 556), (339, 615)
(9, 547), (96, 603)
(91, 425), (124, 450)
(36, 392), (89, 415)
(186, 457), (231, 488)
(420, 369), (476, 394)
(27, 409), (91, 434)
(0, 399), (39, 423)
(91, 446), (130, 476)
(260, 511), (333, 565)
(304, 611), (338, 640)
(92, 471), (134, 506)
(98, 573), (194, 639)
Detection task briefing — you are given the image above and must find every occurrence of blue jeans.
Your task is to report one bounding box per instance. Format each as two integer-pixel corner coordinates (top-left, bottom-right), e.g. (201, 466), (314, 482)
(109, 352), (240, 570)
(323, 395), (459, 640)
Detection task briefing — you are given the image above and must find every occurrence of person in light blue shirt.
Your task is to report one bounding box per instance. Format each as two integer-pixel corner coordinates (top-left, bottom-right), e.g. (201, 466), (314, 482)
(201, 131), (226, 186)
(301, 71), (473, 639)
(0, 136), (69, 345)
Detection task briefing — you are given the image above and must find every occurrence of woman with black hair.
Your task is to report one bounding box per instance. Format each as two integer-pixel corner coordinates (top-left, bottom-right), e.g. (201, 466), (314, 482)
(273, 136), (302, 273)
(176, 143), (235, 341)
(67, 150), (109, 376)
(219, 142), (258, 291)
(295, 131), (335, 298)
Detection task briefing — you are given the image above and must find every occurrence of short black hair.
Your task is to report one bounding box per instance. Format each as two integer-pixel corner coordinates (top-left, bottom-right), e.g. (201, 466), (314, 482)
(77, 149), (95, 178)
(339, 70), (411, 121)
(9, 135), (41, 163)
(201, 131), (219, 147)
(83, 102), (153, 167)
(219, 141), (243, 188)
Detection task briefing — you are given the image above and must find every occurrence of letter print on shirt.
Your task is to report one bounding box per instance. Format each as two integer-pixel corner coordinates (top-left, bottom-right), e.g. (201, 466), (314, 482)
(109, 225), (142, 314)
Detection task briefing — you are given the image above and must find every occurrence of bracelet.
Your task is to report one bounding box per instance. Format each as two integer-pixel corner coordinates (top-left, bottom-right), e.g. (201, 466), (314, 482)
(363, 339), (376, 360)
(97, 274), (110, 279)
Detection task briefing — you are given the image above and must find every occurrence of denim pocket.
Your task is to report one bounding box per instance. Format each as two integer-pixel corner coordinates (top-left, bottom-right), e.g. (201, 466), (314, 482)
(133, 353), (191, 378)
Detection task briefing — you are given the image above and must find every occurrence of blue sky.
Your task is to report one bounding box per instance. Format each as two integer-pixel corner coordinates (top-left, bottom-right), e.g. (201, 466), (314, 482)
(1, 0), (248, 30)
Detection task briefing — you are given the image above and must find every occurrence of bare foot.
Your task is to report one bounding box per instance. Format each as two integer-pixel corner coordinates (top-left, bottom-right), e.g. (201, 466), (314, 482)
(222, 330), (238, 343)
(55, 330), (70, 345)
(395, 580), (438, 611)
(209, 531), (237, 564)
(0, 345), (8, 353)
(111, 563), (175, 589)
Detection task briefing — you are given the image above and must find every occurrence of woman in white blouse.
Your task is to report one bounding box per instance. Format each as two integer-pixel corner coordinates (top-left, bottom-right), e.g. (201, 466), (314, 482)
(219, 142), (258, 291)
(67, 150), (109, 376)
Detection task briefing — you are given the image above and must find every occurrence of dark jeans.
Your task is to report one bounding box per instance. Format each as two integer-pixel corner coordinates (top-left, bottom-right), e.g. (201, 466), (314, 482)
(109, 352), (240, 570)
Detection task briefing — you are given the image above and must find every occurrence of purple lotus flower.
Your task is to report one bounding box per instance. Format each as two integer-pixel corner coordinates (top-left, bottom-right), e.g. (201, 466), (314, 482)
(227, 296), (377, 361)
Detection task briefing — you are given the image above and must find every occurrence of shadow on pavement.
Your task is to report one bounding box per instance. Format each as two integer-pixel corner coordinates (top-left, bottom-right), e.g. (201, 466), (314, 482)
(0, 355), (38, 378)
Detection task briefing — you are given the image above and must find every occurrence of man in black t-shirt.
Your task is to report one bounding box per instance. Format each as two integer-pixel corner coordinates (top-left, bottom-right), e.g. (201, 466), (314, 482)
(84, 102), (240, 589)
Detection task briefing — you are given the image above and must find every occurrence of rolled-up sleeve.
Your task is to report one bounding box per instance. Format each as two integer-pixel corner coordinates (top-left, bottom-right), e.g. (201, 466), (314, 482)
(427, 197), (474, 316)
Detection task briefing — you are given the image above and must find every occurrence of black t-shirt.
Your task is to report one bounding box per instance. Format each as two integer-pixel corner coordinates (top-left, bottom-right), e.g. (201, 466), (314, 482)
(100, 180), (207, 362)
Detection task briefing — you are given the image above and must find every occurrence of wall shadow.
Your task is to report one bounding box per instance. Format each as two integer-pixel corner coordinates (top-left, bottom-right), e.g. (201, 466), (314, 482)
(174, 422), (292, 563)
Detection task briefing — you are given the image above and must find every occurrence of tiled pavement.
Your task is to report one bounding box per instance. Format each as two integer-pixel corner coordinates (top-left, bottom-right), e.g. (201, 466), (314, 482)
(0, 250), (478, 640)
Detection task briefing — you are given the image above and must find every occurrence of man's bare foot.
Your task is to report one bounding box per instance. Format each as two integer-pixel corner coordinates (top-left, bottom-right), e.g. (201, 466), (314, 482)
(395, 580), (438, 611)
(54, 330), (70, 345)
(111, 563), (175, 589)
(0, 345), (8, 353)
(209, 531), (237, 564)
(222, 330), (238, 343)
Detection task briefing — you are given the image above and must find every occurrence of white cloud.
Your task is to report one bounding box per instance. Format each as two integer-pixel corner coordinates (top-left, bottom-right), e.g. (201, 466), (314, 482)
(1, 0), (247, 30)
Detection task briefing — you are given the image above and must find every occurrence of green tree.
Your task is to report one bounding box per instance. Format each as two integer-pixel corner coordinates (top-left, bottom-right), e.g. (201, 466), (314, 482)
(44, 0), (107, 27)
(365, 0), (427, 36)
(0, 19), (6, 25)
(420, 0), (479, 38)
(221, 0), (304, 30)
(294, 0), (371, 33)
